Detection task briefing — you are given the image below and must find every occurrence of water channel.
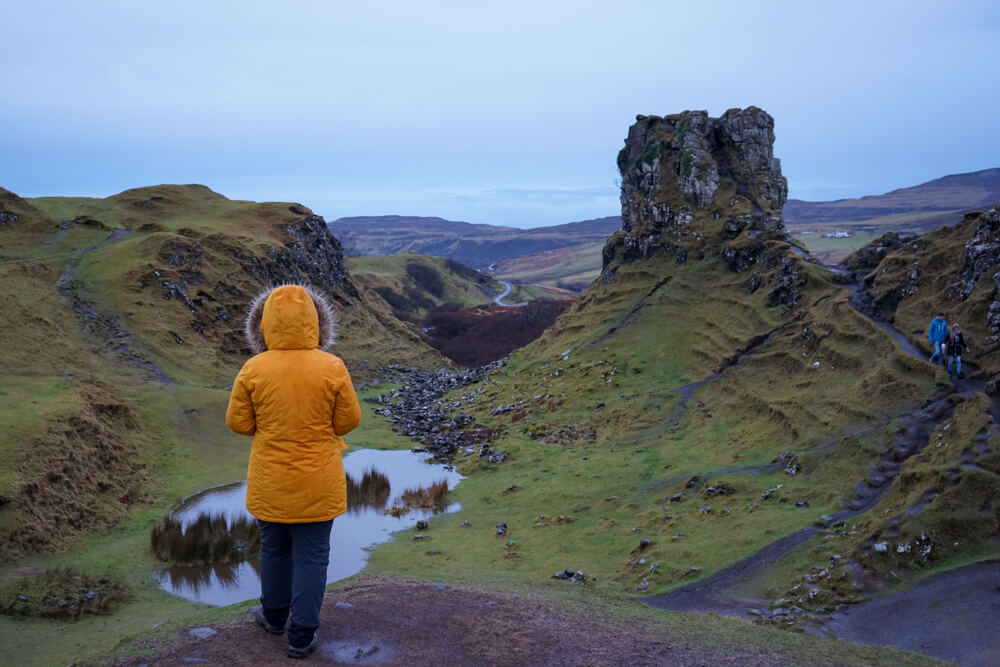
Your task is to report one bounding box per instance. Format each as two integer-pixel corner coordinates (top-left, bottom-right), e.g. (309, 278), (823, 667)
(156, 449), (464, 607)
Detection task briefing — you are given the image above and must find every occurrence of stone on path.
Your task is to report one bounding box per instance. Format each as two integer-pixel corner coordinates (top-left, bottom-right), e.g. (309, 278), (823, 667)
(187, 627), (216, 639)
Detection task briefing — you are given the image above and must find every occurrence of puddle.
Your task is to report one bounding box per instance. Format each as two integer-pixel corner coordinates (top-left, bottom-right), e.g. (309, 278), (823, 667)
(321, 639), (399, 665)
(156, 449), (463, 606)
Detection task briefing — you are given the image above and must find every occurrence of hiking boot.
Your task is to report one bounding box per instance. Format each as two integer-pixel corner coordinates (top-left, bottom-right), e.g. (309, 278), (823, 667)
(287, 634), (318, 659)
(249, 605), (284, 635)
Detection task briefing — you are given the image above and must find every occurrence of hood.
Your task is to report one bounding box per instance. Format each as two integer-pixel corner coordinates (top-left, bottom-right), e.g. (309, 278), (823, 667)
(245, 284), (338, 353)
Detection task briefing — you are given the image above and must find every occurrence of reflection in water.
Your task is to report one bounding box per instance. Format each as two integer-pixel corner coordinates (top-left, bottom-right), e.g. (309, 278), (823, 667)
(345, 467), (392, 513)
(151, 513), (259, 563)
(156, 449), (463, 606)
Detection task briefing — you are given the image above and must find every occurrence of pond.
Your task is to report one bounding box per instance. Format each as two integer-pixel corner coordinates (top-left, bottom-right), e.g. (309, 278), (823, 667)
(155, 448), (463, 606)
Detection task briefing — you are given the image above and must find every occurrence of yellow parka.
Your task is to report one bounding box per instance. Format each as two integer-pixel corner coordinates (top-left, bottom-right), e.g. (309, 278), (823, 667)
(225, 284), (361, 523)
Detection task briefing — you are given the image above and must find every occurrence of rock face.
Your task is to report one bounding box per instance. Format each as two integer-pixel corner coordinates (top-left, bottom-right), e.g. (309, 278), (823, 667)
(236, 214), (358, 302)
(613, 108), (786, 261)
(154, 211), (360, 355)
(956, 206), (1000, 344)
(843, 232), (911, 276)
(849, 204), (1000, 375)
(606, 107), (799, 307)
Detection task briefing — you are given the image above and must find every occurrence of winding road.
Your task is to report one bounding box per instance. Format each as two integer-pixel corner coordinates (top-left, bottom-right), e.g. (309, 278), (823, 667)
(493, 280), (518, 306)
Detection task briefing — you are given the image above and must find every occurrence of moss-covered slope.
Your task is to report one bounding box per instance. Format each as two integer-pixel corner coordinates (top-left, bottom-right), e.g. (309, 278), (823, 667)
(0, 184), (441, 559)
(848, 205), (1000, 377)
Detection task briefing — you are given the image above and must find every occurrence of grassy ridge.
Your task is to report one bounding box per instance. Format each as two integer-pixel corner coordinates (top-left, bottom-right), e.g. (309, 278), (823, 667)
(785, 168), (1000, 224)
(364, 252), (959, 603)
(331, 214), (620, 269)
(490, 240), (604, 294)
(0, 184), (445, 664)
(347, 252), (502, 324)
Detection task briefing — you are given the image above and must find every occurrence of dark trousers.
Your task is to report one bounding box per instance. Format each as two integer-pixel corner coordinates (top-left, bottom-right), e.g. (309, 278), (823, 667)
(258, 519), (333, 648)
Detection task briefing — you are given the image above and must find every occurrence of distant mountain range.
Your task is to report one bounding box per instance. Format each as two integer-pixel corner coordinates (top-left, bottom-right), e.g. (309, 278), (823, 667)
(328, 215), (621, 269)
(329, 169), (1000, 284)
(784, 167), (1000, 229)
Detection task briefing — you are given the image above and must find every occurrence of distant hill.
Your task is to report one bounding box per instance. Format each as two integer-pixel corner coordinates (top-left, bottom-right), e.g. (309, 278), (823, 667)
(346, 253), (500, 325)
(489, 240), (605, 295)
(785, 168), (1000, 263)
(329, 215), (621, 269)
(785, 168), (1000, 227)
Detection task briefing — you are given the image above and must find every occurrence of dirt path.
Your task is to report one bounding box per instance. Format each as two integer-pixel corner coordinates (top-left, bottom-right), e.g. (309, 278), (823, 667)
(120, 579), (797, 666)
(823, 560), (1000, 667)
(53, 228), (175, 383)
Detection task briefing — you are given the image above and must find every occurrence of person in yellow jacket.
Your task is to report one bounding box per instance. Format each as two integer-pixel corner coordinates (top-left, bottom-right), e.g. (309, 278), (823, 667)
(226, 284), (361, 659)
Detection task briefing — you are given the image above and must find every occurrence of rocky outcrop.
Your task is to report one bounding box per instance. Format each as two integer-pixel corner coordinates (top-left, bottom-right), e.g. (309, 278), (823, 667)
(156, 212), (360, 345)
(236, 214), (358, 302)
(610, 107), (787, 265)
(954, 206), (1000, 343)
(955, 207), (1000, 296)
(369, 364), (506, 462)
(842, 232), (911, 276)
(606, 107), (802, 307)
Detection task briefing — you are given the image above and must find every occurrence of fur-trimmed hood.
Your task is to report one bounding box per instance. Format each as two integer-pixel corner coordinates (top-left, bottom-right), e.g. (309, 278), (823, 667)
(245, 284), (338, 353)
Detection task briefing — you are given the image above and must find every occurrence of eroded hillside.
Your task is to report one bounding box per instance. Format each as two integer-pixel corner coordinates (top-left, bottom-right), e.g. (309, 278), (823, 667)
(365, 109), (998, 648)
(0, 185), (441, 559)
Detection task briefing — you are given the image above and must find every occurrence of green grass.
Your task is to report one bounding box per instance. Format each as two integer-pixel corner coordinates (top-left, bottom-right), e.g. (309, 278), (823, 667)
(363, 252), (941, 601)
(347, 252), (501, 319)
(792, 230), (881, 263)
(29, 196), (121, 228)
(788, 207), (973, 263)
(492, 240), (604, 292)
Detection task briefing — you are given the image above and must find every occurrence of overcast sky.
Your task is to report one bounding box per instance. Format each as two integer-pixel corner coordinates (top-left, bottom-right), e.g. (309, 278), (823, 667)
(3, 1), (998, 228)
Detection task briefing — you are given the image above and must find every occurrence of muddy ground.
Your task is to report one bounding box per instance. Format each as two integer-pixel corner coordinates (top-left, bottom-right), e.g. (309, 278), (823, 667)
(116, 578), (871, 667)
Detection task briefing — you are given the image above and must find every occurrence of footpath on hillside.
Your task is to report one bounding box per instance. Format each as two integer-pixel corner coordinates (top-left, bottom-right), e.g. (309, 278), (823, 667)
(644, 252), (1000, 667)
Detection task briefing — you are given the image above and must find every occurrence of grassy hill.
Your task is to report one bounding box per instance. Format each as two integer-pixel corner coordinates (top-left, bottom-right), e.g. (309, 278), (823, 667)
(0, 184), (440, 559)
(346, 253), (501, 325)
(330, 214), (620, 269)
(787, 168), (1000, 262)
(488, 240), (605, 295)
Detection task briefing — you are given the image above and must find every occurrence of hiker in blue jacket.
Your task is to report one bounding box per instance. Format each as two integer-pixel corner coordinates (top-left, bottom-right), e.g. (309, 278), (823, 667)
(928, 312), (948, 365)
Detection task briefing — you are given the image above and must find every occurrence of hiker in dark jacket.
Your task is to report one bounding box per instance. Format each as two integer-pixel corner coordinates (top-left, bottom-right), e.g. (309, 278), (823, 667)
(928, 312), (948, 365)
(946, 323), (969, 378)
